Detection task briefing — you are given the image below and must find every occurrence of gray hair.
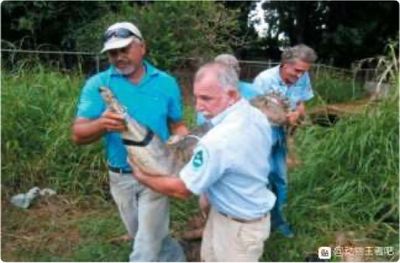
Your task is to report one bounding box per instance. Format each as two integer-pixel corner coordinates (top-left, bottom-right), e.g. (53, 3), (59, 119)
(281, 44), (318, 64)
(214, 54), (240, 74)
(194, 62), (239, 91)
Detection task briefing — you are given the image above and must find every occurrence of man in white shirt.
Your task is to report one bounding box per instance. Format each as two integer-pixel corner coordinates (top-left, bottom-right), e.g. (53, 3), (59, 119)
(132, 62), (276, 261)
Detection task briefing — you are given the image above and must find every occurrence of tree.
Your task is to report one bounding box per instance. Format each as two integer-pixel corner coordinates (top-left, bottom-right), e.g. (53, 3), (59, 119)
(221, 1), (260, 57)
(73, 1), (242, 70)
(1, 1), (242, 70)
(1, 1), (116, 49)
(257, 1), (399, 66)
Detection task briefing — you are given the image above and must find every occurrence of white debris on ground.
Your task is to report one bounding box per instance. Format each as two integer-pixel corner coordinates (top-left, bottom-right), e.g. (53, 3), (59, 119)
(10, 186), (57, 208)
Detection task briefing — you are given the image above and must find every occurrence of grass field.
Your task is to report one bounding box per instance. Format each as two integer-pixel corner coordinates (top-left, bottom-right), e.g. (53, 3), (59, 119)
(1, 66), (399, 261)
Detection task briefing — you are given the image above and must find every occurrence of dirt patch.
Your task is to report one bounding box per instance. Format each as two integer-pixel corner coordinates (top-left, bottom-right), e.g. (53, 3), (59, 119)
(1, 195), (110, 261)
(308, 98), (372, 127)
(2, 193), (205, 261)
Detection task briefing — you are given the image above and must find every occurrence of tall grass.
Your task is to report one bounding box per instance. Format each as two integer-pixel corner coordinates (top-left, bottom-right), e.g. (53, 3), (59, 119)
(259, 86), (398, 261)
(311, 71), (366, 106)
(263, 81), (399, 261)
(1, 65), (108, 197)
(355, 40), (399, 96)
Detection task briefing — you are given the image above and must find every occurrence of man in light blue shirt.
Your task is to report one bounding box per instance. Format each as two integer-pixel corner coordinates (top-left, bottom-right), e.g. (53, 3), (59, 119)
(133, 62), (276, 261)
(72, 22), (188, 261)
(196, 54), (262, 125)
(253, 44), (317, 238)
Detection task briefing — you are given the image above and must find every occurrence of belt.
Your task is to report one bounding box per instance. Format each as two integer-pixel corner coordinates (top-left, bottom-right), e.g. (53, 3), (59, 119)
(108, 165), (132, 174)
(219, 211), (269, 224)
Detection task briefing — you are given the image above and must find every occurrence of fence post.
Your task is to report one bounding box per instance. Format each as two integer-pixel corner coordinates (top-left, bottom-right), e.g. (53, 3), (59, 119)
(352, 67), (358, 97)
(365, 69), (370, 83)
(95, 55), (100, 73)
(315, 64), (320, 79)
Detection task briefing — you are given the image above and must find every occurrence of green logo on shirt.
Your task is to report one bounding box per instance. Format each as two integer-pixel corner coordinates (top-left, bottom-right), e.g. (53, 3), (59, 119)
(190, 145), (209, 172)
(192, 150), (204, 168)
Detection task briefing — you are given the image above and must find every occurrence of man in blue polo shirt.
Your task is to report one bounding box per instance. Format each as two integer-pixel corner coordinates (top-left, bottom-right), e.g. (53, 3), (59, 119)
(132, 62), (276, 262)
(196, 54), (262, 125)
(253, 44), (317, 238)
(72, 22), (188, 261)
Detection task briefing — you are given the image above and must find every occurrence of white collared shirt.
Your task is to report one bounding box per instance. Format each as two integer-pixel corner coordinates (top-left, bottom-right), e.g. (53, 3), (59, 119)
(253, 65), (314, 110)
(180, 99), (276, 220)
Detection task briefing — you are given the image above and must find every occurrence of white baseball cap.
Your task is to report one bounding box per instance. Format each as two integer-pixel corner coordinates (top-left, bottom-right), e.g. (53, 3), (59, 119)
(101, 22), (143, 53)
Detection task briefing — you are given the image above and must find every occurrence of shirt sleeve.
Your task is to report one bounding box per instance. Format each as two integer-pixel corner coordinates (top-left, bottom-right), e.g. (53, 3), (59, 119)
(253, 72), (275, 95)
(300, 72), (314, 101)
(239, 81), (263, 100)
(76, 76), (106, 119)
(249, 83), (264, 97)
(167, 77), (183, 122)
(179, 143), (225, 195)
(253, 74), (264, 93)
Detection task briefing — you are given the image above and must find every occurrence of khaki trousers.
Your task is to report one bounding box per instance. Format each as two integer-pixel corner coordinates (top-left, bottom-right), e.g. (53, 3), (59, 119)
(201, 207), (271, 262)
(109, 171), (185, 261)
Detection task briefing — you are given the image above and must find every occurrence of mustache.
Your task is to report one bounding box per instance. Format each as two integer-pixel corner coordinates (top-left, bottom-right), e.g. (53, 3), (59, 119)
(116, 59), (128, 64)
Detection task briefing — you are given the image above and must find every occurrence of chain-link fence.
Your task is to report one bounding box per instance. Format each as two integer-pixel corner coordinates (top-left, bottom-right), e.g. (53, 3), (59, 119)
(1, 48), (381, 101)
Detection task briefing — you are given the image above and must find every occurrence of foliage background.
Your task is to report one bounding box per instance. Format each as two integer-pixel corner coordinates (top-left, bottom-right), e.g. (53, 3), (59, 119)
(2, 1), (243, 70)
(2, 1), (398, 67)
(73, 2), (242, 70)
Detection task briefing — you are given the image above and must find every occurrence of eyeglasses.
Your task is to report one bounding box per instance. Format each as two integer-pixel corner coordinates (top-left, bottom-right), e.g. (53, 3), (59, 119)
(103, 28), (142, 42)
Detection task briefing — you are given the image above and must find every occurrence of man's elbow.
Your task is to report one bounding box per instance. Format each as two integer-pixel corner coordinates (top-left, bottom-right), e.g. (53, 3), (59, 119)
(71, 129), (88, 145)
(174, 188), (192, 200)
(71, 133), (83, 145)
(177, 191), (192, 200)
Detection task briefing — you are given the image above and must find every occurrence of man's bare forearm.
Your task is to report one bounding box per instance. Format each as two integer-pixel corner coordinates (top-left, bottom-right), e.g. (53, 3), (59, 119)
(72, 118), (105, 145)
(133, 167), (192, 200)
(72, 111), (126, 145)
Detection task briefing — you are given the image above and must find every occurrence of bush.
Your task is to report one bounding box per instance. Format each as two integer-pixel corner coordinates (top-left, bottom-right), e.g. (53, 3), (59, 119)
(73, 2), (241, 70)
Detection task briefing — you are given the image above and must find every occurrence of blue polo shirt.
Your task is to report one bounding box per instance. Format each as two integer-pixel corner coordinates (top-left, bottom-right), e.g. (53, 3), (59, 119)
(76, 61), (183, 170)
(196, 81), (262, 125)
(180, 99), (276, 220)
(253, 65), (314, 110)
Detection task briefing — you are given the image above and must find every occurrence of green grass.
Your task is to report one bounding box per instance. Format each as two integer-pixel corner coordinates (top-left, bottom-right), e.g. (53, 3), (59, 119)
(72, 215), (131, 262)
(260, 87), (399, 261)
(1, 65), (109, 198)
(1, 65), (399, 261)
(310, 70), (367, 107)
(1, 195), (131, 262)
